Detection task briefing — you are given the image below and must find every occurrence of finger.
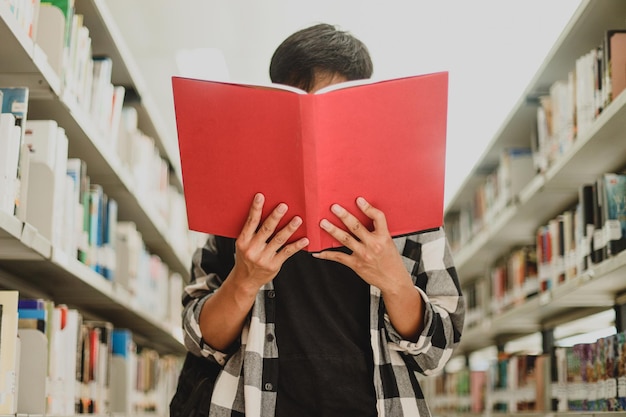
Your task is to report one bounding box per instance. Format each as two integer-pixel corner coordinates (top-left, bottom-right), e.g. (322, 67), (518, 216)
(266, 215), (304, 252)
(312, 248), (353, 266)
(320, 218), (358, 249)
(276, 237), (309, 262)
(240, 193), (265, 241)
(252, 202), (288, 244)
(356, 197), (389, 235)
(330, 204), (368, 242)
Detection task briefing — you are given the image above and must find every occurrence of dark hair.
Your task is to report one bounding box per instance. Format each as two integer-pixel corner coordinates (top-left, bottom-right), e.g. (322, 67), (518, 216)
(269, 23), (373, 92)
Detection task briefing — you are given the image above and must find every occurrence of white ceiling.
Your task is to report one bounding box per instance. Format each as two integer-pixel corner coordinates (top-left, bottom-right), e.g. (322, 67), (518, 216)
(103, 0), (582, 205)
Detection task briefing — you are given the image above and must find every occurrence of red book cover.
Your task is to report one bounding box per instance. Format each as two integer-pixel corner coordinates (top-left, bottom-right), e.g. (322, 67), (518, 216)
(172, 72), (448, 252)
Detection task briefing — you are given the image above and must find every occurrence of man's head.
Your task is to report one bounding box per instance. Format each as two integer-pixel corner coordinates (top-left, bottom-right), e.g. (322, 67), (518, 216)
(269, 23), (373, 93)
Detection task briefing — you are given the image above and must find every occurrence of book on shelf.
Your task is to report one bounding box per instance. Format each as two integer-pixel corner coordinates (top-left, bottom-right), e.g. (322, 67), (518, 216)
(536, 224), (551, 292)
(0, 113), (20, 215)
(617, 332), (626, 410)
(49, 306), (81, 415)
(23, 120), (69, 249)
(0, 290), (20, 414)
(1, 87), (30, 218)
(604, 333), (619, 411)
(604, 30), (626, 105)
(0, 87), (29, 136)
(18, 298), (48, 333)
(498, 147), (535, 207)
(601, 173), (626, 256)
(78, 320), (113, 414)
(102, 197), (118, 280)
(551, 216), (566, 285)
(66, 158), (90, 263)
(591, 179), (607, 264)
(578, 183), (595, 272)
(40, 0), (75, 51)
(88, 184), (107, 275)
(90, 56), (114, 131)
(110, 329), (136, 414)
(17, 328), (48, 414)
(2, 0), (40, 39)
(115, 221), (141, 296)
(561, 208), (578, 280)
(172, 72), (449, 252)
(35, 2), (66, 76)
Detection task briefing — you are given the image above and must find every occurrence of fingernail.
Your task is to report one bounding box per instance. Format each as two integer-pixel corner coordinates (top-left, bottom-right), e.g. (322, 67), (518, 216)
(356, 197), (367, 207)
(255, 193), (263, 203)
(292, 216), (302, 226)
(277, 203), (287, 213)
(320, 219), (331, 229)
(331, 204), (343, 215)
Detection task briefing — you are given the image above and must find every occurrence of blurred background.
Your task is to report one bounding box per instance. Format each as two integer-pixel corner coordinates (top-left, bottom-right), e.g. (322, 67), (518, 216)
(103, 0), (582, 206)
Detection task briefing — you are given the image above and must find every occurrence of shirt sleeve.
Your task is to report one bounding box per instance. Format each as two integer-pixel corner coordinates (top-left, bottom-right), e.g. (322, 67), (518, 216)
(384, 227), (465, 375)
(181, 235), (238, 365)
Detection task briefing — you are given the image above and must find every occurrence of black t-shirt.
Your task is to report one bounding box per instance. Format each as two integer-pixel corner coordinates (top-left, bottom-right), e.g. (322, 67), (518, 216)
(273, 249), (378, 417)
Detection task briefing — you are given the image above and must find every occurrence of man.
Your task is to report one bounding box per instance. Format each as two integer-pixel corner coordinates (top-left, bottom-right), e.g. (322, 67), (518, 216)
(182, 23), (464, 417)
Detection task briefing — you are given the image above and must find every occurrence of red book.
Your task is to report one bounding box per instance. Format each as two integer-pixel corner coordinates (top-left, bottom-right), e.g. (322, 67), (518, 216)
(172, 72), (448, 252)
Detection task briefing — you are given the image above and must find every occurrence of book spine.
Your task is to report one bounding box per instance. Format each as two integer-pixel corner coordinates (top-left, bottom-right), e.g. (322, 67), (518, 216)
(0, 290), (20, 414)
(102, 198), (117, 280)
(602, 173), (626, 256)
(591, 180), (606, 264)
(88, 184), (103, 272)
(0, 113), (19, 215)
(299, 95), (319, 250)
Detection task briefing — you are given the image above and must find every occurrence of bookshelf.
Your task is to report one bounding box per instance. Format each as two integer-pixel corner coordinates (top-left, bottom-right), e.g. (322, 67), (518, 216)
(0, 0), (190, 357)
(446, 0), (626, 323)
(439, 0), (626, 415)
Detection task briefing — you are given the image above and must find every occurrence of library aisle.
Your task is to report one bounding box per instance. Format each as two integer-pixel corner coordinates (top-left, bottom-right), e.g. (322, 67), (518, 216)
(431, 0), (626, 416)
(1, 0), (626, 416)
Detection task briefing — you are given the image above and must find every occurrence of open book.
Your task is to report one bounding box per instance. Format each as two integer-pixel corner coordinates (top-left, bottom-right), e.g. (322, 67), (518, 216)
(172, 72), (448, 252)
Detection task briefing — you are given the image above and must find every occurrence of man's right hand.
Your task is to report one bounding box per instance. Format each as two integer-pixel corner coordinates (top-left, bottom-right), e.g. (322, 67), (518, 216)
(198, 193), (307, 352)
(231, 192), (309, 292)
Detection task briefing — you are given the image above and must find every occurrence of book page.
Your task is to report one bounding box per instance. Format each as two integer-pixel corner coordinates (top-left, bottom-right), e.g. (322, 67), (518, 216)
(313, 78), (375, 94)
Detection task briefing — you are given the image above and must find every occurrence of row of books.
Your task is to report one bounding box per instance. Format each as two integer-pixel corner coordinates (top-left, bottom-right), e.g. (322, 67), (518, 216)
(554, 331), (626, 412)
(446, 28), (626, 255)
(445, 148), (535, 255)
(425, 367), (473, 414)
(116, 221), (185, 324)
(1, 112), (190, 331)
(426, 353), (550, 415)
(3, 0), (195, 251)
(5, 0), (121, 129)
(463, 244), (538, 328)
(0, 291), (183, 415)
(427, 329), (626, 415)
(490, 353), (550, 413)
(462, 171), (626, 325)
(536, 172), (626, 292)
(534, 29), (626, 174)
(2, 0), (39, 40)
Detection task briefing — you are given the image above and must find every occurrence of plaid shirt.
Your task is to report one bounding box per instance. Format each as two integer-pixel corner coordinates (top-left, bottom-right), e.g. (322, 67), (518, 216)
(182, 227), (464, 417)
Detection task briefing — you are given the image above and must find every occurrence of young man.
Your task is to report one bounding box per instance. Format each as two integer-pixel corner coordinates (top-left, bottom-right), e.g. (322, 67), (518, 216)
(181, 23), (464, 417)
